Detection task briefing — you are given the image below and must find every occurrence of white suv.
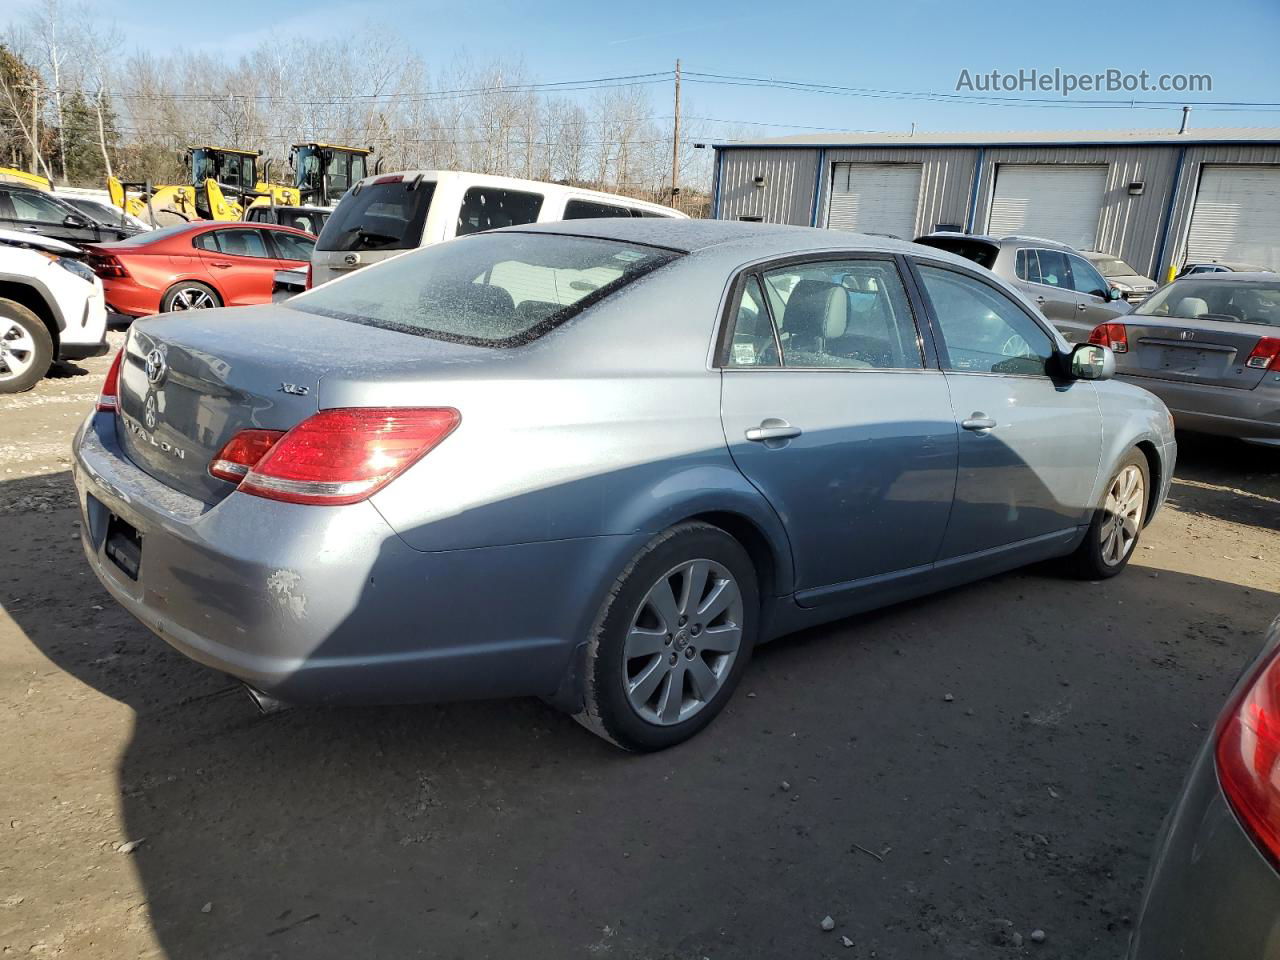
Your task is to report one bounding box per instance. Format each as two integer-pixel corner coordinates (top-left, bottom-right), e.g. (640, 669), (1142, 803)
(0, 228), (108, 393)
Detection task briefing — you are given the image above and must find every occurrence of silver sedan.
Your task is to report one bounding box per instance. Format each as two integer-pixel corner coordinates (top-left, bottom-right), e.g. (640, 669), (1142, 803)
(72, 220), (1176, 750)
(1096, 274), (1280, 446)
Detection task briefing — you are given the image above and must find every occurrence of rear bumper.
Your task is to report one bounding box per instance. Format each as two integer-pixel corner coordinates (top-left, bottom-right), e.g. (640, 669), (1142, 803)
(1118, 374), (1280, 444)
(1128, 740), (1280, 959)
(102, 278), (163, 318)
(60, 341), (110, 360)
(72, 411), (635, 705)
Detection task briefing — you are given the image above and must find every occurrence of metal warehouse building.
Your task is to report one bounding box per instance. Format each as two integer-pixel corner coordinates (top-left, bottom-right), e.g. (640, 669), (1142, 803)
(710, 128), (1280, 279)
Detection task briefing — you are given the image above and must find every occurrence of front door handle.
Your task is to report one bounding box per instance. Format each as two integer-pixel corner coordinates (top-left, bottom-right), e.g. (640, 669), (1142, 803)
(1077, 303), (1087, 311)
(745, 419), (802, 442)
(1034, 295), (1047, 305)
(961, 413), (997, 432)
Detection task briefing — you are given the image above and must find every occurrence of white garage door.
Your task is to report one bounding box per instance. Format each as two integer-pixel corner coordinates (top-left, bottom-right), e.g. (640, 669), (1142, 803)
(987, 164), (1107, 250)
(826, 163), (921, 237)
(1185, 165), (1280, 272)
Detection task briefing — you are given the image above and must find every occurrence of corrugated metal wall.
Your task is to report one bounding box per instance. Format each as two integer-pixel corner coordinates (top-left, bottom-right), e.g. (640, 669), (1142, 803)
(1162, 146), (1280, 280)
(714, 148), (819, 225)
(715, 141), (1280, 282)
(817, 147), (977, 236)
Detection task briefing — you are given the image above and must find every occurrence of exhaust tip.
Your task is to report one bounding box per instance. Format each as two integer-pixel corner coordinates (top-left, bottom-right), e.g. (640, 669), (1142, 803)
(243, 684), (290, 715)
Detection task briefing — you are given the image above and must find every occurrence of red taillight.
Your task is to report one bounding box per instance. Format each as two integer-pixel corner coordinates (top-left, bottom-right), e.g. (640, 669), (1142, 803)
(1216, 644), (1280, 868)
(235, 408), (460, 506)
(1088, 322), (1129, 353)
(209, 429), (286, 483)
(96, 349), (124, 412)
(1245, 336), (1280, 371)
(304, 262), (313, 290)
(88, 254), (128, 279)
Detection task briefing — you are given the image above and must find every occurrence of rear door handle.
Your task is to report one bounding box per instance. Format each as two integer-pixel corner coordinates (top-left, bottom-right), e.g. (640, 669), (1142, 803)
(1034, 295), (1047, 305)
(210, 261), (233, 269)
(745, 420), (802, 442)
(961, 413), (997, 432)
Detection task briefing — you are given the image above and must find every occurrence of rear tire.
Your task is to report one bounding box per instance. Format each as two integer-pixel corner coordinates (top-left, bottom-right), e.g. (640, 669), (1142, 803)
(1066, 450), (1150, 579)
(161, 281), (221, 313)
(0, 298), (53, 394)
(576, 522), (758, 751)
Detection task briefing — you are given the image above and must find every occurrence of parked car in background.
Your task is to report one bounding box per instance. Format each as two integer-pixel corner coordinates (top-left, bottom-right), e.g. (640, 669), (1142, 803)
(1091, 274), (1280, 447)
(0, 183), (140, 247)
(914, 232), (1129, 342)
(1128, 613), (1280, 960)
(74, 221), (1174, 751)
(310, 170), (686, 286)
(244, 204), (330, 236)
(60, 196), (154, 234)
(0, 228), (108, 393)
(1081, 250), (1157, 303)
(1178, 260), (1276, 278)
(85, 221), (316, 317)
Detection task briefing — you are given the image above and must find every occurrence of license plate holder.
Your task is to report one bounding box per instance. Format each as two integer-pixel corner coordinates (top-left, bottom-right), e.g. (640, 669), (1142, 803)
(105, 513), (142, 581)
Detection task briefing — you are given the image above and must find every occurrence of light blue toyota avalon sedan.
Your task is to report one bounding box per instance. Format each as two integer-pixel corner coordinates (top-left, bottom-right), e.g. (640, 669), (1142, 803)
(72, 219), (1176, 750)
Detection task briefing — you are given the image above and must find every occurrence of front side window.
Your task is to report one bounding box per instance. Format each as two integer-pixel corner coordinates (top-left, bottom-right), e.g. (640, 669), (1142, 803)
(1067, 255), (1109, 298)
(8, 190), (68, 223)
(211, 228), (270, 259)
(316, 179), (436, 252)
(750, 259), (923, 369)
(456, 187), (544, 237)
(289, 231), (676, 346)
(916, 264), (1055, 376)
(1031, 249), (1070, 288)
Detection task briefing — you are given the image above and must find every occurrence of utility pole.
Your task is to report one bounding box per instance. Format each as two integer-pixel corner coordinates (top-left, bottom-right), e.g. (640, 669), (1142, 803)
(670, 59), (681, 209)
(30, 80), (40, 176)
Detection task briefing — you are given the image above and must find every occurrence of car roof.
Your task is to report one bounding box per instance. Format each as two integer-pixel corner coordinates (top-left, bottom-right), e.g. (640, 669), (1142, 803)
(366, 170), (683, 216)
(508, 218), (929, 259)
(916, 232), (1080, 252)
(1172, 272), (1278, 283)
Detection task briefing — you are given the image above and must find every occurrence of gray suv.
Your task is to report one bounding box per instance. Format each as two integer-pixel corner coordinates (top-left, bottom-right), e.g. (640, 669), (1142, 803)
(915, 233), (1129, 342)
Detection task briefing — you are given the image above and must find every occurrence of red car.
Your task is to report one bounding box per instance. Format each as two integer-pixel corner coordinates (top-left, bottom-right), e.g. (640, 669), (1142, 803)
(85, 221), (315, 317)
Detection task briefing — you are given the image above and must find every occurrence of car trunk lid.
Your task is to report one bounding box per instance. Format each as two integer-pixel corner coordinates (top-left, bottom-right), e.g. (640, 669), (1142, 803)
(1115, 316), (1276, 390)
(114, 303), (489, 504)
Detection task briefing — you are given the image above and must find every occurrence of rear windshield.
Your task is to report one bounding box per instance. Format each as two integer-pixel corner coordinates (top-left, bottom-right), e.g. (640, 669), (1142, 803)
(288, 231), (677, 346)
(104, 223), (200, 246)
(913, 235), (999, 270)
(316, 179), (436, 252)
(1134, 279), (1280, 326)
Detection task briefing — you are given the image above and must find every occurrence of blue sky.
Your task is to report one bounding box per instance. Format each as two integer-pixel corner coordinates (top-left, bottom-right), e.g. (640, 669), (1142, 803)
(20, 0), (1280, 138)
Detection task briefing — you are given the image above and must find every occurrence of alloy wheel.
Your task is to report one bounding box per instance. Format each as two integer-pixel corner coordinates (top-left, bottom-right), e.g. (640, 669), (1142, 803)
(0, 317), (36, 382)
(1100, 464), (1145, 566)
(169, 287), (217, 310)
(623, 558), (745, 726)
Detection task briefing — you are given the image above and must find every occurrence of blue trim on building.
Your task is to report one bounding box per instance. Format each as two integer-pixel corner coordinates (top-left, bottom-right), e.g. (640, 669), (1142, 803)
(711, 149), (723, 219)
(1153, 146), (1188, 281)
(711, 138), (1280, 151)
(965, 147), (985, 234)
(809, 148), (826, 226)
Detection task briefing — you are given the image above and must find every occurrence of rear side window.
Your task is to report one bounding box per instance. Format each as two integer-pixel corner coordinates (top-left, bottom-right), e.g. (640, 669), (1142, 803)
(457, 187), (544, 237)
(316, 179), (436, 252)
(192, 232), (218, 252)
(212, 228), (270, 258)
(269, 231), (315, 261)
(564, 198), (630, 219)
(289, 231), (677, 346)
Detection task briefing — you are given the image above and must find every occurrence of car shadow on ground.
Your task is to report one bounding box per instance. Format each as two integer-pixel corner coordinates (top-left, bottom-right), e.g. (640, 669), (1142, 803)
(4, 442), (1279, 959)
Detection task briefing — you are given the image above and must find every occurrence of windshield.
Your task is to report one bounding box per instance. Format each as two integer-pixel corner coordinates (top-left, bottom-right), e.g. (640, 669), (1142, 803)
(315, 179), (436, 252)
(1134, 279), (1280, 326)
(290, 231), (677, 346)
(1092, 257), (1138, 277)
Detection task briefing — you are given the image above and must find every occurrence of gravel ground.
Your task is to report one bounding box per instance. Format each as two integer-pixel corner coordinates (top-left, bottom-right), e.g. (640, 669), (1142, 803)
(1, 341), (1278, 959)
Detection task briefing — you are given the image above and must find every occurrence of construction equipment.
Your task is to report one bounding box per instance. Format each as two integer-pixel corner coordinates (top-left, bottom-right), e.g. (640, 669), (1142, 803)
(0, 168), (52, 191)
(108, 146), (301, 226)
(289, 143), (374, 208)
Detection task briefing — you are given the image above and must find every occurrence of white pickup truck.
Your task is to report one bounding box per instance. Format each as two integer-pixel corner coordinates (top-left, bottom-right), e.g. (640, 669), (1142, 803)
(0, 228), (108, 393)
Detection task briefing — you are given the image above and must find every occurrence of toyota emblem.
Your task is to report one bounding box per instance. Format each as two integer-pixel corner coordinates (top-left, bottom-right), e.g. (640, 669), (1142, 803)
(144, 348), (167, 385)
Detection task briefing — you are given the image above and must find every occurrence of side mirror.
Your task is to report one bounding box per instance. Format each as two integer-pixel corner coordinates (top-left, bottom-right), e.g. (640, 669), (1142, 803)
(1069, 342), (1115, 381)
(63, 213), (88, 228)
(1107, 287), (1123, 301)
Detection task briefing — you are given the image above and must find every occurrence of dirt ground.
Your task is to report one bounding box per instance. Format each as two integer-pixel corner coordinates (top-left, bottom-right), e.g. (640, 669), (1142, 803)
(2, 341), (1278, 959)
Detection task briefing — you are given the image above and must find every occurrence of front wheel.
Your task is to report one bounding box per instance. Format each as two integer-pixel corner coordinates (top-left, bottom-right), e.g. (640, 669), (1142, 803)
(1066, 451), (1149, 579)
(576, 522), (758, 751)
(0, 299), (54, 394)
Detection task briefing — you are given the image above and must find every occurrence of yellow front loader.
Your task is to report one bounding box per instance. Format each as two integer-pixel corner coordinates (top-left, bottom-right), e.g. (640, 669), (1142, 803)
(0, 168), (52, 191)
(108, 146), (301, 225)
